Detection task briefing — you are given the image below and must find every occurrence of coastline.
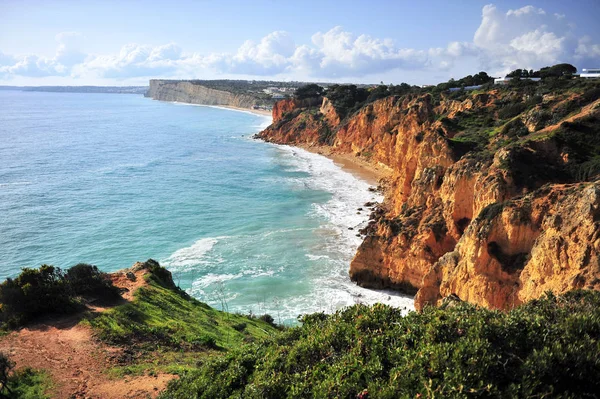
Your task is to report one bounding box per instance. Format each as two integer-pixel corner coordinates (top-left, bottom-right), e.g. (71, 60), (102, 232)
(216, 104), (272, 117)
(167, 98), (385, 188)
(168, 100), (273, 118)
(201, 101), (385, 187)
(293, 143), (391, 186)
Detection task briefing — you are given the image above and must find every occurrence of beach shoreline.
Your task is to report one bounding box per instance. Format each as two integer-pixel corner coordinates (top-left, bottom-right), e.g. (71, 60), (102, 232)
(218, 104), (272, 117)
(206, 102), (386, 187)
(292, 143), (391, 186)
(189, 100), (386, 189)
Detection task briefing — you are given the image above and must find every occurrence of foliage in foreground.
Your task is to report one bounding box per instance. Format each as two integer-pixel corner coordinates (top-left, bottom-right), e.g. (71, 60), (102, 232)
(161, 290), (600, 399)
(0, 264), (120, 328)
(0, 352), (51, 399)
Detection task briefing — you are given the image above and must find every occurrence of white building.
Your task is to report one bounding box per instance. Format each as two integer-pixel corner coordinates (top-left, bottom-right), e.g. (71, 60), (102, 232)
(580, 68), (600, 79)
(494, 77), (541, 85)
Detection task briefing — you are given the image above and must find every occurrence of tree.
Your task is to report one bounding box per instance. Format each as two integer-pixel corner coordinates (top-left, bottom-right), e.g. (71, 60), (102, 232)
(539, 63), (577, 78)
(294, 84), (324, 100)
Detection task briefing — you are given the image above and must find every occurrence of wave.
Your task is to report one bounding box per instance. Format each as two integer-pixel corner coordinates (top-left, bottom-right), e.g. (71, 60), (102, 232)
(161, 236), (227, 271)
(0, 181), (32, 187)
(270, 144), (415, 317)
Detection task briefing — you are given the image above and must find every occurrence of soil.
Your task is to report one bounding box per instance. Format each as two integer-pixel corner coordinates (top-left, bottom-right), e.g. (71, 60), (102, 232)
(0, 268), (175, 399)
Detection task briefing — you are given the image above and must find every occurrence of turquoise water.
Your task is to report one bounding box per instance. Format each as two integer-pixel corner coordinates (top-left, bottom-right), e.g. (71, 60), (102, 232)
(0, 91), (413, 323)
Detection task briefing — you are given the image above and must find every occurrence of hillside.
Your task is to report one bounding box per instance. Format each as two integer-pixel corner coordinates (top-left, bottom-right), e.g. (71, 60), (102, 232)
(257, 76), (600, 310)
(0, 261), (278, 398)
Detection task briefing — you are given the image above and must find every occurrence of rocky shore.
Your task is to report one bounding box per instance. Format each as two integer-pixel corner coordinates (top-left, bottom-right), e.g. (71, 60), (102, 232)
(257, 82), (600, 310)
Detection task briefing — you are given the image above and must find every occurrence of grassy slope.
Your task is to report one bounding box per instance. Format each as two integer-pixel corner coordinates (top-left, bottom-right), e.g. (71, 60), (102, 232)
(83, 271), (279, 377)
(6, 368), (53, 399)
(161, 291), (600, 399)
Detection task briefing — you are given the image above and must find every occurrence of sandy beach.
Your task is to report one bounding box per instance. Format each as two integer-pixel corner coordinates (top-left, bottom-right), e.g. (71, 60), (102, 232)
(293, 143), (391, 186)
(220, 104), (272, 117)
(216, 103), (387, 187)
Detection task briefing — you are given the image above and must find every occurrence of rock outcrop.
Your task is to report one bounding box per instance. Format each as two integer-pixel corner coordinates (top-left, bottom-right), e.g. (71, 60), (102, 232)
(146, 80), (258, 108)
(258, 81), (600, 310)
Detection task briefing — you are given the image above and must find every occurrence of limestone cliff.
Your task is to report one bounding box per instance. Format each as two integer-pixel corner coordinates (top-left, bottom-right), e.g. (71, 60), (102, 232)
(147, 80), (259, 108)
(258, 80), (600, 310)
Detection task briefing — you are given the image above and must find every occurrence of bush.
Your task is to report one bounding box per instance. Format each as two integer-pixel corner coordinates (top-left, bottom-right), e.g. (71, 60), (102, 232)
(258, 314), (275, 325)
(294, 84), (324, 100)
(0, 264), (121, 328)
(0, 352), (14, 395)
(161, 291), (600, 399)
(65, 263), (121, 302)
(501, 118), (529, 138)
(0, 265), (77, 328)
(190, 334), (219, 350)
(498, 102), (526, 119)
(142, 259), (176, 289)
(324, 85), (369, 119)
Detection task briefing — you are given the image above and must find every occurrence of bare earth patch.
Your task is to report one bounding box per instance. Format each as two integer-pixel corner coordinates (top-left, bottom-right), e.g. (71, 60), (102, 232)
(0, 267), (175, 398)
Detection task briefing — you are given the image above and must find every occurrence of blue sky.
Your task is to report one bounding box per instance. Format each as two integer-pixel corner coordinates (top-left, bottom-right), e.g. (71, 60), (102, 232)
(1, 0), (599, 85)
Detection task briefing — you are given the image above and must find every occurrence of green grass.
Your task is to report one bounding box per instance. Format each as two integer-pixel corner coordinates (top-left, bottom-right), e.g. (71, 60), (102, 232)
(6, 368), (53, 399)
(83, 270), (279, 377)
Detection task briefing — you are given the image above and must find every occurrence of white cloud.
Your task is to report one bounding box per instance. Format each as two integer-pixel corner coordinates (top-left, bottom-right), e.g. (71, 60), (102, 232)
(305, 26), (428, 76)
(506, 5), (545, 17)
(471, 4), (598, 75)
(80, 43), (185, 78)
(0, 31), (86, 78)
(1, 4), (599, 84)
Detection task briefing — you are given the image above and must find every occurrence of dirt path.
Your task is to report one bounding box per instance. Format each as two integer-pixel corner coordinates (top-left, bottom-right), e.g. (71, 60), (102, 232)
(0, 268), (174, 398)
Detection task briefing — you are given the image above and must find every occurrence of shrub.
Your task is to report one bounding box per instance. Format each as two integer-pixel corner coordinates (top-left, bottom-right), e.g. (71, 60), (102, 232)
(498, 102), (526, 119)
(65, 263), (121, 302)
(324, 85), (369, 119)
(161, 291), (600, 399)
(190, 334), (219, 350)
(0, 352), (14, 395)
(0, 265), (77, 328)
(258, 314), (275, 325)
(142, 259), (176, 289)
(294, 84), (324, 100)
(0, 264), (122, 328)
(501, 118), (529, 138)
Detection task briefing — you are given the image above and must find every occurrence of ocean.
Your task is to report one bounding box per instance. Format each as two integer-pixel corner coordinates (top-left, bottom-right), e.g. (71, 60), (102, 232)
(0, 90), (413, 323)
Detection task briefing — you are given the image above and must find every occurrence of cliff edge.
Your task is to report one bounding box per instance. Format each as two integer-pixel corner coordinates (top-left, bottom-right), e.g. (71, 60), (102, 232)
(257, 79), (600, 310)
(146, 79), (260, 109)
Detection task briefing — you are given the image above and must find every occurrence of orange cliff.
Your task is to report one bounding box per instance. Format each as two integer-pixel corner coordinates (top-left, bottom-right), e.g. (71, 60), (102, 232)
(257, 89), (600, 311)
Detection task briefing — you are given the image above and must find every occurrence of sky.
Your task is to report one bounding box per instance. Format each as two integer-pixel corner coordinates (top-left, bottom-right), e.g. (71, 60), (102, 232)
(1, 0), (599, 86)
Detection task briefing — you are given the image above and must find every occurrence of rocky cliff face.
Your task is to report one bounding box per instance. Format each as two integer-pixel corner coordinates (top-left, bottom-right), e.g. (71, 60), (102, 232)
(258, 82), (600, 310)
(147, 80), (258, 108)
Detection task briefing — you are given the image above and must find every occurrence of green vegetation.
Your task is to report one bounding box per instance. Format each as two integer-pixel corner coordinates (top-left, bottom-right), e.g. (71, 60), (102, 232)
(430, 71), (494, 93)
(294, 84), (324, 100)
(83, 260), (278, 376)
(86, 270), (276, 351)
(554, 114), (600, 181)
(0, 264), (120, 329)
(324, 84), (370, 119)
(161, 291), (600, 399)
(0, 260), (279, 380)
(0, 353), (51, 398)
(506, 63), (577, 79)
